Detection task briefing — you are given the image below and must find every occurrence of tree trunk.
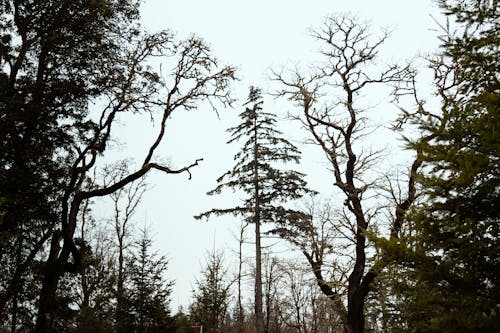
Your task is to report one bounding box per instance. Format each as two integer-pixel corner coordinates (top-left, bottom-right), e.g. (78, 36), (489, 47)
(346, 217), (368, 333)
(34, 232), (68, 333)
(347, 290), (365, 333)
(35, 271), (61, 332)
(254, 218), (265, 333)
(237, 223), (245, 333)
(253, 117), (265, 333)
(115, 234), (125, 320)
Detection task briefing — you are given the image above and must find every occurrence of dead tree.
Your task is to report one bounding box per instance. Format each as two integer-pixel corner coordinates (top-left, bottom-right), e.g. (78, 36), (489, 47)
(273, 16), (420, 333)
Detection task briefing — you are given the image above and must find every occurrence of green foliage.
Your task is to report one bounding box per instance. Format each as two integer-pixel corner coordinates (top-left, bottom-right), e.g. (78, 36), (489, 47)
(117, 228), (174, 333)
(170, 310), (193, 333)
(0, 0), (140, 323)
(388, 1), (500, 331)
(0, 0), (139, 241)
(189, 250), (232, 333)
(1, 0), (236, 329)
(197, 86), (313, 223)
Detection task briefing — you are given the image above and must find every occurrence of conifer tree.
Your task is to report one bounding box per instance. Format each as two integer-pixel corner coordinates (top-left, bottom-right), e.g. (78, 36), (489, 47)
(390, 1), (500, 331)
(196, 86), (313, 333)
(118, 228), (174, 333)
(189, 250), (231, 333)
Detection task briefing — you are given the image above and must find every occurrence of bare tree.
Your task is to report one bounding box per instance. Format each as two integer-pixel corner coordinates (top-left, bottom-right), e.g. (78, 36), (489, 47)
(88, 162), (149, 326)
(273, 16), (420, 333)
(234, 222), (248, 333)
(74, 194), (117, 331)
(279, 261), (310, 333)
(35, 31), (236, 332)
(262, 252), (281, 333)
(102, 162), (147, 314)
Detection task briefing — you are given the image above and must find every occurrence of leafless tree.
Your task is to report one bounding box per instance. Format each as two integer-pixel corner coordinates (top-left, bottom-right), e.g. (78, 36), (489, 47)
(35, 30), (236, 331)
(273, 15), (421, 333)
(103, 162), (147, 311)
(234, 222), (249, 333)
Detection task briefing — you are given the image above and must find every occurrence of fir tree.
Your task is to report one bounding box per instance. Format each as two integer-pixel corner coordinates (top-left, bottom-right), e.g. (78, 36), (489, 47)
(391, 1), (500, 331)
(118, 228), (174, 333)
(196, 86), (313, 333)
(189, 250), (231, 333)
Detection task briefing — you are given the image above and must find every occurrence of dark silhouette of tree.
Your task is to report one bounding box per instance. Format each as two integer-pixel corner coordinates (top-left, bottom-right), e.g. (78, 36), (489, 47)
(189, 249), (232, 333)
(196, 86), (313, 333)
(0, 0), (140, 323)
(386, 0), (500, 331)
(273, 15), (416, 333)
(0, 1), (235, 330)
(118, 227), (174, 333)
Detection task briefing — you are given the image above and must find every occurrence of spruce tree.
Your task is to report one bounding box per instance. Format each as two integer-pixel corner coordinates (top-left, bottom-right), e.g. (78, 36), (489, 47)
(189, 250), (231, 333)
(196, 86), (313, 333)
(118, 228), (174, 333)
(392, 1), (500, 331)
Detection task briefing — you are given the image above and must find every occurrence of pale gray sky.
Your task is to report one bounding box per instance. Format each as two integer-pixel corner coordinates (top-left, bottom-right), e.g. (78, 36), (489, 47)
(100, 0), (442, 311)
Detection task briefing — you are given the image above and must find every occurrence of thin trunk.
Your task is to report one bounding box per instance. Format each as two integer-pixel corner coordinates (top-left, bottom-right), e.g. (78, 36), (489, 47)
(80, 203), (89, 309)
(237, 223), (245, 333)
(116, 234), (125, 311)
(254, 218), (265, 333)
(253, 113), (265, 333)
(264, 261), (272, 333)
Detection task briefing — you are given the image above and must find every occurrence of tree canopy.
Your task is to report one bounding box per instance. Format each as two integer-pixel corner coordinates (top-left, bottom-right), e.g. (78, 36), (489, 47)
(0, 1), (497, 332)
(387, 0), (500, 331)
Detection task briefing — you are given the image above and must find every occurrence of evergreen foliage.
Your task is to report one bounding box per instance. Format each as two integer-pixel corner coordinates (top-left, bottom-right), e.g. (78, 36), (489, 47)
(118, 228), (174, 333)
(189, 250), (232, 333)
(389, 1), (500, 331)
(0, 0), (235, 330)
(0, 0), (139, 243)
(197, 86), (311, 223)
(196, 86), (313, 333)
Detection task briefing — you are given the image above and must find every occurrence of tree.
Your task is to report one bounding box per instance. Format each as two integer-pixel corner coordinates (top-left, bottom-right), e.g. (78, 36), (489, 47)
(170, 310), (192, 333)
(196, 86), (313, 333)
(0, 0), (137, 321)
(261, 253), (281, 333)
(273, 15), (417, 333)
(387, 1), (500, 331)
(73, 198), (116, 333)
(0, 0), (235, 330)
(233, 222), (248, 333)
(119, 227), (174, 333)
(273, 198), (349, 332)
(104, 163), (147, 327)
(190, 249), (232, 333)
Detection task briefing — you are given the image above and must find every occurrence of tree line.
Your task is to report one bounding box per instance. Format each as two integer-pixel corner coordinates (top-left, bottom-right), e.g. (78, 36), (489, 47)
(0, 0), (498, 332)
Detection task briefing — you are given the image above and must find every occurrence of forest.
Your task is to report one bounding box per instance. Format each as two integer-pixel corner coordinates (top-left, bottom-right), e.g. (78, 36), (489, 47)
(0, 0), (498, 332)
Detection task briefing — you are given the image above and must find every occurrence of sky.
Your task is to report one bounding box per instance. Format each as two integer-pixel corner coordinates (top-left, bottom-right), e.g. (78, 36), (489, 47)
(99, 0), (443, 311)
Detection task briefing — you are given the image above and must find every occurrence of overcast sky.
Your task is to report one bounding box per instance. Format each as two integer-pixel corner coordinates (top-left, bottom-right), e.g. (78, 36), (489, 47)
(100, 0), (443, 311)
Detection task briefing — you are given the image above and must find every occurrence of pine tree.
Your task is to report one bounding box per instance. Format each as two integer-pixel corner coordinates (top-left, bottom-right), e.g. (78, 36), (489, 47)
(118, 228), (174, 333)
(392, 1), (500, 331)
(189, 250), (231, 333)
(196, 86), (313, 333)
